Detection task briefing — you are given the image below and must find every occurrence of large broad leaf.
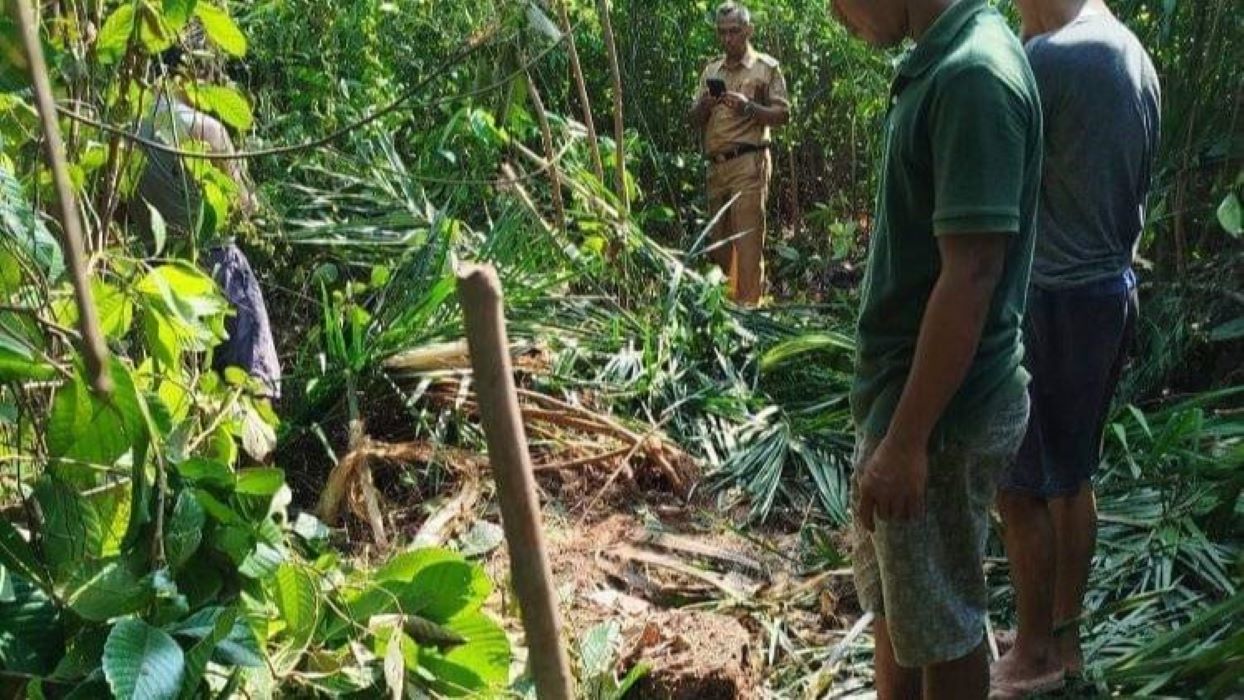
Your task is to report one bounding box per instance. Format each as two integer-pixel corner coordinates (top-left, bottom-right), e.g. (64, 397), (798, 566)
(164, 489), (206, 570)
(0, 574), (64, 674)
(185, 84), (253, 132)
(93, 280), (135, 340)
(95, 5), (138, 64)
(34, 476), (104, 582)
(416, 611), (511, 697)
(175, 458), (235, 491)
(237, 541), (284, 579)
(103, 619), (185, 700)
(0, 163), (64, 279)
(345, 549), (490, 631)
(86, 482), (133, 558)
(137, 263), (229, 359)
(177, 606), (233, 700)
(0, 324), (56, 382)
(272, 564), (319, 642)
(193, 4), (247, 57)
(234, 468), (284, 496)
(64, 561), (154, 622)
(1218, 193), (1242, 237)
(162, 0), (198, 31)
(47, 359), (147, 479)
(405, 557), (492, 622)
(168, 606), (262, 668)
(269, 564), (319, 674)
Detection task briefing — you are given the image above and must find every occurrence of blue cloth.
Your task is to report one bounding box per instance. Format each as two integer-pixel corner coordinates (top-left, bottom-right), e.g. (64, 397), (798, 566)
(203, 244), (281, 398)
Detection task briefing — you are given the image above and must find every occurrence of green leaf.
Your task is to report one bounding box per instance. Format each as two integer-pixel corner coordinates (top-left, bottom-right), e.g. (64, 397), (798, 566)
(407, 558), (491, 622)
(103, 619), (185, 700)
(354, 549), (490, 623)
(193, 4), (247, 57)
(272, 564), (319, 641)
(1209, 317), (1244, 343)
(1218, 193), (1242, 237)
(0, 574), (63, 674)
(0, 163), (64, 279)
(237, 541), (284, 579)
(175, 458), (235, 491)
(168, 607), (262, 668)
(146, 201), (167, 256)
(269, 564), (318, 675)
(0, 324), (56, 382)
(0, 512), (46, 590)
(186, 84), (253, 131)
(94, 280), (135, 340)
(96, 5), (137, 64)
(48, 359), (148, 478)
(235, 468), (284, 496)
(86, 482), (133, 558)
(35, 476), (104, 582)
(65, 561), (153, 622)
(760, 332), (856, 371)
(177, 606), (234, 700)
(579, 620), (620, 677)
(417, 611), (510, 696)
(164, 489), (206, 569)
(174, 558), (222, 611)
(163, 0), (198, 30)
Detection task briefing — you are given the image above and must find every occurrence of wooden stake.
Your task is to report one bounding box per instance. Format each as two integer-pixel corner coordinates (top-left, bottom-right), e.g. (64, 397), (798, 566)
(457, 265), (574, 700)
(14, 0), (111, 395)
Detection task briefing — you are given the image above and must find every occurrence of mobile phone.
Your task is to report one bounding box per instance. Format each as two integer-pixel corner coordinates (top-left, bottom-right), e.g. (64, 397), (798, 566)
(707, 78), (726, 98)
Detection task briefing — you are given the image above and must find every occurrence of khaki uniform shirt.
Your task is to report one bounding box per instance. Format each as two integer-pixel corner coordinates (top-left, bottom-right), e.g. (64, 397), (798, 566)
(699, 48), (789, 156)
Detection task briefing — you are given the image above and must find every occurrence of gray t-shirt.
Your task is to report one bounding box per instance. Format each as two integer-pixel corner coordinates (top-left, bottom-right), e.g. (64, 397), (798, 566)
(1026, 14), (1160, 290)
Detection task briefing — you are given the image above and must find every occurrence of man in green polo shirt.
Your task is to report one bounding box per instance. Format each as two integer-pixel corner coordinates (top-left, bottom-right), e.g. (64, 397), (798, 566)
(828, 0), (1042, 697)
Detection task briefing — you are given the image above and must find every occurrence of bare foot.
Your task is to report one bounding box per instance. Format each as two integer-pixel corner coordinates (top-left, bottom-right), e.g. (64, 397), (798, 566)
(990, 647), (1066, 699)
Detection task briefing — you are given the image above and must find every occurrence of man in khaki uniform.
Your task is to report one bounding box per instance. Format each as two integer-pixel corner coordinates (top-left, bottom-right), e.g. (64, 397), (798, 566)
(690, 2), (790, 306)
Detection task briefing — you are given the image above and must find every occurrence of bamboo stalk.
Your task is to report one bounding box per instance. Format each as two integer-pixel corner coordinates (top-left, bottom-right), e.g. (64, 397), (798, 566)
(14, 0), (112, 395)
(554, 0), (605, 184)
(523, 68), (567, 232)
(596, 0), (627, 214)
(457, 264), (574, 700)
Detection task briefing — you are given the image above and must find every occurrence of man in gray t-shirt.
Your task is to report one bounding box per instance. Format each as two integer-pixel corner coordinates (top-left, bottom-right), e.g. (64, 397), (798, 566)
(993, 1), (1160, 696)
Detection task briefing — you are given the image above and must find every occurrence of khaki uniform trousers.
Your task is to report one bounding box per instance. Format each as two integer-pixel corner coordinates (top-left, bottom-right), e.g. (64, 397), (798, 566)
(706, 150), (771, 305)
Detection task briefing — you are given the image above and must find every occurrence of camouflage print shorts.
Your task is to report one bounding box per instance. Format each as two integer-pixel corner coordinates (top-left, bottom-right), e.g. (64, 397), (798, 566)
(852, 393), (1030, 668)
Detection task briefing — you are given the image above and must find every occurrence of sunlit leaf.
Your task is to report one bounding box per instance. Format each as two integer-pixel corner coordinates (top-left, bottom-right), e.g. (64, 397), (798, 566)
(193, 4), (247, 57)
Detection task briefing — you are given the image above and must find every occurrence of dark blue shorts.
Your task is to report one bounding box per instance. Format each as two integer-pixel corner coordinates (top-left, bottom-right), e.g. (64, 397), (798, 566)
(999, 275), (1137, 498)
(203, 244), (281, 398)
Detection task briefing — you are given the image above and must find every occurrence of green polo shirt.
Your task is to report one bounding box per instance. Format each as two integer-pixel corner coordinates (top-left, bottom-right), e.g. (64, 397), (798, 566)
(851, 0), (1043, 441)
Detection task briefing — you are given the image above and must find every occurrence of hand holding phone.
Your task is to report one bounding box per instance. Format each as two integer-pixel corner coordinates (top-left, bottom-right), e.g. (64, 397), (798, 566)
(707, 78), (726, 98)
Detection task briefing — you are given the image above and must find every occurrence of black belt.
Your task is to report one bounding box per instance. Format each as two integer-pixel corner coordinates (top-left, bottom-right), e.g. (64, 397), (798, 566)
(707, 142), (769, 165)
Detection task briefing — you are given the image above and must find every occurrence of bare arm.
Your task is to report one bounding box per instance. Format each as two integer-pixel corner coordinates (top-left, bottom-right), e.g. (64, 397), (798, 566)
(856, 232), (1008, 529)
(187, 114), (257, 215)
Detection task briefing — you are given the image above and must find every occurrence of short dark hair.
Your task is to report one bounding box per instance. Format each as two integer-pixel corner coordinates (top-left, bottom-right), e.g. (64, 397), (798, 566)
(716, 2), (751, 26)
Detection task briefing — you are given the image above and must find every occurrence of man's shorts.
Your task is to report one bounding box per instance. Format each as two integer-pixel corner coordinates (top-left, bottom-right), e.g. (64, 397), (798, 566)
(852, 393), (1029, 668)
(998, 280), (1137, 498)
(204, 243), (282, 398)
